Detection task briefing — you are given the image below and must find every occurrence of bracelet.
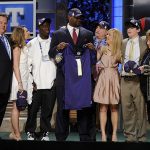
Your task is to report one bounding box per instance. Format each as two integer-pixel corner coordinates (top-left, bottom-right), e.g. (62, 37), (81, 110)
(18, 81), (22, 85)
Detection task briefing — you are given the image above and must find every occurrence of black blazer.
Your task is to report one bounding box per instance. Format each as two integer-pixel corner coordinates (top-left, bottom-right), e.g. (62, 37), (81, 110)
(140, 48), (150, 102)
(49, 26), (94, 86)
(0, 36), (13, 93)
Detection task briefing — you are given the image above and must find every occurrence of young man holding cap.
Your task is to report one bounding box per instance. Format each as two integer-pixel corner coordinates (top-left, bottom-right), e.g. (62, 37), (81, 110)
(121, 19), (147, 142)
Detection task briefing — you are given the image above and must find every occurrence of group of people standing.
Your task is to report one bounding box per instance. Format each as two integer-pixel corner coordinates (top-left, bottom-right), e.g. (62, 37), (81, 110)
(0, 12), (56, 141)
(0, 7), (150, 143)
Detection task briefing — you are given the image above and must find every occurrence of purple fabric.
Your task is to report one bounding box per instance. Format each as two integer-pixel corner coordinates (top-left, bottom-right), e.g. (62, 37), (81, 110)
(16, 90), (27, 111)
(62, 45), (92, 110)
(132, 66), (141, 75)
(124, 61), (131, 73)
(124, 61), (141, 75)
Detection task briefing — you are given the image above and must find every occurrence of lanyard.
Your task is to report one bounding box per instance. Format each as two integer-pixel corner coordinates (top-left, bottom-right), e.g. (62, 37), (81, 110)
(37, 38), (50, 62)
(38, 40), (44, 55)
(37, 38), (50, 55)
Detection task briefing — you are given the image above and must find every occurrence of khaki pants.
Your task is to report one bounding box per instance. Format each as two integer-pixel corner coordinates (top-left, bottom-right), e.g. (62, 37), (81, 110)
(121, 77), (147, 142)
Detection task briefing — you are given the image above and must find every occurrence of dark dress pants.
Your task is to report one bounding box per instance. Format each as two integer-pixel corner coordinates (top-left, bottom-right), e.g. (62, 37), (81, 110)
(25, 86), (56, 133)
(0, 92), (10, 126)
(55, 86), (70, 141)
(55, 86), (96, 141)
(88, 77), (97, 141)
(86, 102), (96, 141)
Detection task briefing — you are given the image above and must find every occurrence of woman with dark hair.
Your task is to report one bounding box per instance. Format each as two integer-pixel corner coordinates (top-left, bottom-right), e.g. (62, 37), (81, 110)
(9, 26), (30, 140)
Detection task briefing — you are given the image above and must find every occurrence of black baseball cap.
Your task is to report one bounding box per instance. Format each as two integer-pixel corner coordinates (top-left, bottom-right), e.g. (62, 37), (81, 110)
(38, 18), (51, 26)
(98, 21), (110, 30)
(68, 8), (83, 17)
(125, 19), (140, 29)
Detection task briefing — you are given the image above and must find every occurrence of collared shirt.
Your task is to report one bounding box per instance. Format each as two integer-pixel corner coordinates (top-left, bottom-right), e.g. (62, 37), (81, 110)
(122, 36), (140, 76)
(94, 37), (107, 49)
(0, 34), (11, 59)
(67, 23), (79, 38)
(124, 36), (140, 65)
(27, 35), (56, 89)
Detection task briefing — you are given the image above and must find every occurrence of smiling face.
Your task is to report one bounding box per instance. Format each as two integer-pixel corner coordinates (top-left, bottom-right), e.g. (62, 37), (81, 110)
(127, 27), (140, 39)
(0, 15), (8, 35)
(38, 21), (50, 39)
(23, 27), (30, 40)
(95, 26), (107, 40)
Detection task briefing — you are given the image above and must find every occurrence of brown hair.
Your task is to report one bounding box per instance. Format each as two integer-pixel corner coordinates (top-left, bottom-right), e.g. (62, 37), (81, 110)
(0, 12), (8, 21)
(11, 26), (26, 49)
(146, 29), (150, 41)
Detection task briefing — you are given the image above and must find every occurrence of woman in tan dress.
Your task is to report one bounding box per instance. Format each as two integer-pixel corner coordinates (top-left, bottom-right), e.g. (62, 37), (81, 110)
(93, 28), (122, 142)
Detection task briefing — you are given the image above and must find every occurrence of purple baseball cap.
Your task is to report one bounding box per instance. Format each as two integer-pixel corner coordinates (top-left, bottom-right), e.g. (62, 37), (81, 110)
(125, 19), (140, 29)
(16, 90), (28, 111)
(124, 61), (141, 75)
(68, 8), (83, 17)
(38, 18), (51, 26)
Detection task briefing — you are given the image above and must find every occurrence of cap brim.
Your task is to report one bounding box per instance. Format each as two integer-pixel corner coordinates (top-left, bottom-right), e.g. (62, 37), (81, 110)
(39, 18), (51, 26)
(125, 21), (140, 29)
(99, 25), (109, 30)
(75, 14), (83, 17)
(43, 18), (51, 24)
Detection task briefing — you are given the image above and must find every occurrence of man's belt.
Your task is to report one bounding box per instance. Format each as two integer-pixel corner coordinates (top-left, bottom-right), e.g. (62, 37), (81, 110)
(122, 75), (139, 80)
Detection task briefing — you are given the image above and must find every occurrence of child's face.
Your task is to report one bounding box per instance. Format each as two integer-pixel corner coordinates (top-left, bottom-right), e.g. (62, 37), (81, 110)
(127, 27), (140, 39)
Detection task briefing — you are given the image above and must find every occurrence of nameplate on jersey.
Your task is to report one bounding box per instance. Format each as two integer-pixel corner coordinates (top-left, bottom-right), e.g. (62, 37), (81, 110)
(76, 58), (82, 76)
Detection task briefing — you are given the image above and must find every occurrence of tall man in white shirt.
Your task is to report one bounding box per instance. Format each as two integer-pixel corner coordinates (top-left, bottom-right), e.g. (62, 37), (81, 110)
(121, 19), (147, 142)
(25, 18), (56, 141)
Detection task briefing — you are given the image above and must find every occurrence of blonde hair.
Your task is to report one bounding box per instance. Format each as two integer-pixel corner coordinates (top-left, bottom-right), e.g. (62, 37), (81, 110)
(107, 28), (122, 62)
(11, 26), (26, 49)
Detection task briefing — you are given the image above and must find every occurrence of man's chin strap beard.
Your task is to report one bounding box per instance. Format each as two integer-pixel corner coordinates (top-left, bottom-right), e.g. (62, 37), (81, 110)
(40, 34), (49, 39)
